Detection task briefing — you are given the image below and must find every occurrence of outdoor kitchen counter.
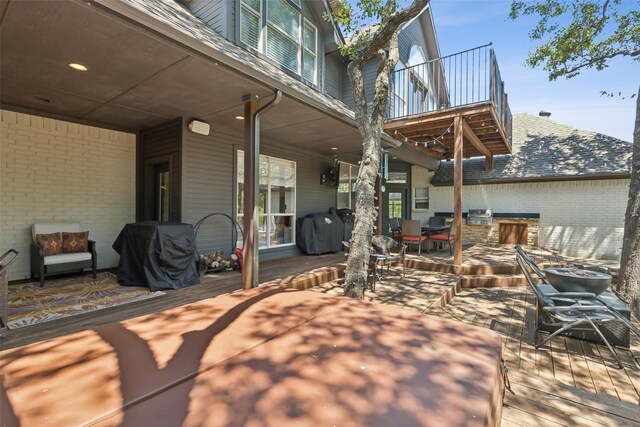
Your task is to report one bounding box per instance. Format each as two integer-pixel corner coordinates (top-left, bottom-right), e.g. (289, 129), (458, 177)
(0, 287), (504, 427)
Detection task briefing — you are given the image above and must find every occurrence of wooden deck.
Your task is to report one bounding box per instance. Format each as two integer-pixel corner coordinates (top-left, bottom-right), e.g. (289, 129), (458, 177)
(0, 253), (345, 350)
(3, 244), (638, 425)
(312, 265), (640, 426)
(442, 287), (640, 426)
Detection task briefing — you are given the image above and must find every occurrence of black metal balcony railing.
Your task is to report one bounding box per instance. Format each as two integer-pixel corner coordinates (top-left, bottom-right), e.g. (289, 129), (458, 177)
(387, 44), (512, 142)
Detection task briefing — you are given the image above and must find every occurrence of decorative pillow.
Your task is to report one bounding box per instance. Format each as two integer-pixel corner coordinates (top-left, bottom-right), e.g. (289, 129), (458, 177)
(62, 231), (90, 253)
(36, 233), (62, 256)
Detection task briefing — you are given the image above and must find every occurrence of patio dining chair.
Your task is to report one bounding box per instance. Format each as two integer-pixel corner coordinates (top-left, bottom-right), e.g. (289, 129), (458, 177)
(516, 253), (640, 369)
(372, 235), (407, 278)
(401, 220), (427, 255)
(389, 217), (402, 241)
(429, 222), (455, 255)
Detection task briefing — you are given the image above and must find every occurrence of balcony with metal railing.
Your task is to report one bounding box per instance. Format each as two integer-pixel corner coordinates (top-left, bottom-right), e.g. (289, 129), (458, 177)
(384, 44), (512, 160)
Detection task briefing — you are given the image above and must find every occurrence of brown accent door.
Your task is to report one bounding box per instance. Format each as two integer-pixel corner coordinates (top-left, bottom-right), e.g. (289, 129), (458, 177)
(499, 223), (528, 245)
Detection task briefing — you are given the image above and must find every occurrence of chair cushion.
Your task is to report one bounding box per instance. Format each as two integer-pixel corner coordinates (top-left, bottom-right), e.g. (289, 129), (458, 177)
(430, 233), (452, 241)
(62, 231), (90, 253)
(403, 235), (426, 242)
(36, 233), (62, 256)
(33, 223), (81, 242)
(44, 252), (92, 266)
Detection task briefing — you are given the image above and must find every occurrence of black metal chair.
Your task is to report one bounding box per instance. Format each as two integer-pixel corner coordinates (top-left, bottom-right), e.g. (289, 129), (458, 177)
(372, 235), (407, 278)
(515, 250), (640, 369)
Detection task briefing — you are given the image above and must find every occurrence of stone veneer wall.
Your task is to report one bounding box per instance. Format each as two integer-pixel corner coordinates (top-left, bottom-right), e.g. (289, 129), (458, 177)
(460, 219), (539, 247)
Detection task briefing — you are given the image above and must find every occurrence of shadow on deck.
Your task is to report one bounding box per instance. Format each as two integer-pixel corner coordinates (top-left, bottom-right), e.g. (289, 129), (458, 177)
(0, 253), (346, 350)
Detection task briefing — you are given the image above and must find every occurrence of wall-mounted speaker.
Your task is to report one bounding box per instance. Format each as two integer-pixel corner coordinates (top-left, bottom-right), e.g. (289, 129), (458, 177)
(188, 120), (210, 136)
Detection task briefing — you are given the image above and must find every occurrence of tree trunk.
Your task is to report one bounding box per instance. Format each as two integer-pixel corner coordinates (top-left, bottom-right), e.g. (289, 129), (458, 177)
(339, 1), (426, 299)
(617, 84), (640, 317)
(344, 134), (381, 299)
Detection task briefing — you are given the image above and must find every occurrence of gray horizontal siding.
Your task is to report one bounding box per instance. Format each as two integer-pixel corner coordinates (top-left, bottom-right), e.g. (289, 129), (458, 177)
(324, 54), (342, 99)
(182, 127), (337, 262)
(182, 127), (236, 257)
(185, 0), (227, 38)
(398, 19), (429, 63)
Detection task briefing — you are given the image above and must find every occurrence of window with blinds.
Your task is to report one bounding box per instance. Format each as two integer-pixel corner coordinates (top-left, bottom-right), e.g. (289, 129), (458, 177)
(240, 0), (261, 50)
(266, 0), (300, 74)
(303, 19), (317, 84)
(239, 0), (317, 84)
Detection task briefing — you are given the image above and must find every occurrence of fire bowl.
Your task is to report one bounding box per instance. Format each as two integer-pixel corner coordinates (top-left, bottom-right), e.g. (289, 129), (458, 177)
(544, 267), (612, 295)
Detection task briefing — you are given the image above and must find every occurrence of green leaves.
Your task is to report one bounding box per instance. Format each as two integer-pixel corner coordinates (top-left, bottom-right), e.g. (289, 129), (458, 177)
(510, 0), (640, 80)
(325, 0), (403, 59)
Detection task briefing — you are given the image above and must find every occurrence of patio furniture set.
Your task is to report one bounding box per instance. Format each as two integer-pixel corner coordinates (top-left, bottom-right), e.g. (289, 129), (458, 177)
(391, 216), (454, 255)
(515, 244), (640, 368)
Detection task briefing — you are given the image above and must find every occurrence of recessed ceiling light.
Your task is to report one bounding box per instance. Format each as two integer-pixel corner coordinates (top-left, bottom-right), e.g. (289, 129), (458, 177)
(235, 115), (244, 120)
(330, 147), (338, 150)
(392, 156), (398, 159)
(68, 63), (88, 72)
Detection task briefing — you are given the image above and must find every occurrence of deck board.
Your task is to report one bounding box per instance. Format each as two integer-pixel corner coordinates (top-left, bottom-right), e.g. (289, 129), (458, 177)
(0, 253), (345, 350)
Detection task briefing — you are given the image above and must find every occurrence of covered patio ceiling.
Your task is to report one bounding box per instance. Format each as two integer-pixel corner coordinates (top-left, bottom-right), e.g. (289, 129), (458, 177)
(0, 0), (437, 169)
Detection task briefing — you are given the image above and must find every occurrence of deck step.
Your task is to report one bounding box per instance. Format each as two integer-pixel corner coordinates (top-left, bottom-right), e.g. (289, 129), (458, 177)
(461, 274), (527, 288)
(270, 264), (346, 290)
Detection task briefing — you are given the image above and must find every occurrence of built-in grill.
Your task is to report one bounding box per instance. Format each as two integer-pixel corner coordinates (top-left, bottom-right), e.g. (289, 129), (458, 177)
(467, 209), (493, 226)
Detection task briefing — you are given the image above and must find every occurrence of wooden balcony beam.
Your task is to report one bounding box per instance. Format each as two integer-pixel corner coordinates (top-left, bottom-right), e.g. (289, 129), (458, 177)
(461, 119), (492, 158)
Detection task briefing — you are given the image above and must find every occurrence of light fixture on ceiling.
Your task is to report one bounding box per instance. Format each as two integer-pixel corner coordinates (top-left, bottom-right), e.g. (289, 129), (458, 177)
(330, 147), (338, 150)
(188, 119), (210, 136)
(68, 63), (88, 72)
(235, 115), (244, 120)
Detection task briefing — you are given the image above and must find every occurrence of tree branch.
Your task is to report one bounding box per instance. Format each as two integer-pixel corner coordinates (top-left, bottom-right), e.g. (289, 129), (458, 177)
(597, 0), (611, 28)
(562, 48), (640, 76)
(371, 32), (399, 129)
(351, 0), (429, 66)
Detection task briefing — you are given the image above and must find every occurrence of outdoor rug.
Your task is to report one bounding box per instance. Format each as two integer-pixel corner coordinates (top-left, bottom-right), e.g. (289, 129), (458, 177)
(7, 272), (165, 329)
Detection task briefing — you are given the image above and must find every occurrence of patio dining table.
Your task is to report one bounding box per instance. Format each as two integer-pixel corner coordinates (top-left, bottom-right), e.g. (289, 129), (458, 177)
(421, 225), (451, 254)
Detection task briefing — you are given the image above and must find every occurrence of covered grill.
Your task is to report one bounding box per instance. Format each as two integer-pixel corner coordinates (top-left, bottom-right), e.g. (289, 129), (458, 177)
(467, 209), (493, 226)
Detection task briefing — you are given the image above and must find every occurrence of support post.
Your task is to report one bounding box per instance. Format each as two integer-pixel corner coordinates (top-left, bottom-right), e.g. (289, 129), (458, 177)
(453, 115), (464, 266)
(375, 176), (382, 234)
(242, 96), (259, 290)
(485, 154), (493, 171)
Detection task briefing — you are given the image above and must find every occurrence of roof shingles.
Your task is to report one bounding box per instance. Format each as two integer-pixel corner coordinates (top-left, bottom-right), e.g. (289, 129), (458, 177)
(431, 113), (632, 186)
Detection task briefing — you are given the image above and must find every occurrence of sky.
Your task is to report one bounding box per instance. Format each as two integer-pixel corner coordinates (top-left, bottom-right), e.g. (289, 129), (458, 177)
(428, 0), (638, 142)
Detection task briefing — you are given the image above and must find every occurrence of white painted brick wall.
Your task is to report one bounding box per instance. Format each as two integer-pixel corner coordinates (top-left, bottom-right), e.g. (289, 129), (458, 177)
(410, 166), (629, 260)
(0, 110), (136, 280)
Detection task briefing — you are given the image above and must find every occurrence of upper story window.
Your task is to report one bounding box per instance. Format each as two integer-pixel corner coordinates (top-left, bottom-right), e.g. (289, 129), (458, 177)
(240, 0), (317, 85)
(303, 20), (317, 84)
(240, 0), (261, 49)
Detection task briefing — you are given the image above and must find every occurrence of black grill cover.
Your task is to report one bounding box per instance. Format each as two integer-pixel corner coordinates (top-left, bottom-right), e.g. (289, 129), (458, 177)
(113, 222), (200, 291)
(296, 208), (344, 255)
